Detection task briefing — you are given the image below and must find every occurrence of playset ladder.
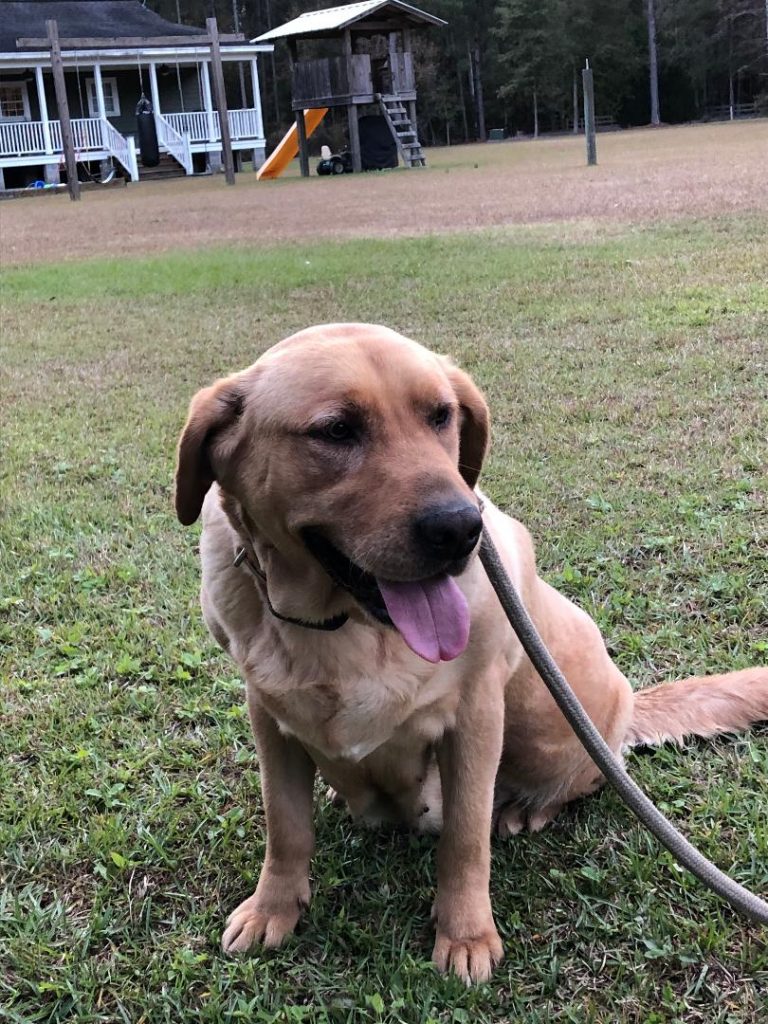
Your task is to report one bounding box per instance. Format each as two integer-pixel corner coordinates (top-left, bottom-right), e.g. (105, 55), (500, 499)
(377, 94), (426, 168)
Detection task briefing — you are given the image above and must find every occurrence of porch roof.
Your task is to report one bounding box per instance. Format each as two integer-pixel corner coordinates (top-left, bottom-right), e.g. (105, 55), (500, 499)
(0, 1), (273, 67)
(0, 1), (205, 54)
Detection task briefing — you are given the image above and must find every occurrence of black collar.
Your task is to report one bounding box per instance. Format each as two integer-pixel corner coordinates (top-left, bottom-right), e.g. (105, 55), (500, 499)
(233, 547), (349, 632)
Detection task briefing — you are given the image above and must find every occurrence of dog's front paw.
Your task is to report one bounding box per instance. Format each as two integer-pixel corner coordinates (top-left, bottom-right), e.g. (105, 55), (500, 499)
(222, 881), (309, 953)
(432, 926), (503, 985)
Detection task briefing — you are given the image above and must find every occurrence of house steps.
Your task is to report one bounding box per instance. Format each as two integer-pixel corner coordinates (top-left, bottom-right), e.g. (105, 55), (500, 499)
(137, 154), (187, 181)
(377, 94), (426, 168)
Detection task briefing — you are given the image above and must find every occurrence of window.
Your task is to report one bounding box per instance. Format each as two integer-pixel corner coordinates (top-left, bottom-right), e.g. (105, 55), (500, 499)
(86, 76), (121, 118)
(0, 82), (30, 122)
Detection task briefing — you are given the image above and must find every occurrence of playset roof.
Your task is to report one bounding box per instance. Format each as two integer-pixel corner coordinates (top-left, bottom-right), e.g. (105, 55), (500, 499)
(254, 1), (445, 43)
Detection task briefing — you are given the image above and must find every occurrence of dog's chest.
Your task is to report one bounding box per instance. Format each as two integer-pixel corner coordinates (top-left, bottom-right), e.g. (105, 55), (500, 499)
(247, 630), (459, 763)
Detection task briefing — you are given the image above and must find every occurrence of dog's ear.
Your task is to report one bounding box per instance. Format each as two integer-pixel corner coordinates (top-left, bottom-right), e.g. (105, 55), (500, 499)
(444, 362), (490, 488)
(174, 375), (245, 525)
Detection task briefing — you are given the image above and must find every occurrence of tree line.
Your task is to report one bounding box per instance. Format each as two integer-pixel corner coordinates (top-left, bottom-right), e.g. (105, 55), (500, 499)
(153, 1), (768, 145)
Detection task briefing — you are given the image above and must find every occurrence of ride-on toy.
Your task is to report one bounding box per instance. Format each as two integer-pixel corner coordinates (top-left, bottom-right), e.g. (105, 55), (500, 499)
(316, 145), (353, 175)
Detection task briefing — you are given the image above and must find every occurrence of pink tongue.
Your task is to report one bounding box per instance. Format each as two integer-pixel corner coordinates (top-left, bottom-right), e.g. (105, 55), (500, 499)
(376, 574), (470, 663)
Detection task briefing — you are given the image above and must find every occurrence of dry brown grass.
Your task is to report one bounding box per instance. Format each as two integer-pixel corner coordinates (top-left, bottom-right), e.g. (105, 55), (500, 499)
(1, 120), (766, 266)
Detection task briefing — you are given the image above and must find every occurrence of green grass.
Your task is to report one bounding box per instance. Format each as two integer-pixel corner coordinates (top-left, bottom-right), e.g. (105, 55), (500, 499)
(1, 215), (767, 1023)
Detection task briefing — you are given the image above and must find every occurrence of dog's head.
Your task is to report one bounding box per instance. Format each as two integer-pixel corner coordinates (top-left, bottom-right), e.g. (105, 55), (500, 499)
(175, 324), (489, 662)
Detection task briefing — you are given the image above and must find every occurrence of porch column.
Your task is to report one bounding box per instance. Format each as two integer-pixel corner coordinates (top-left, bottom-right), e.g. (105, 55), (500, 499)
(35, 66), (53, 153)
(92, 63), (112, 179)
(35, 65), (59, 184)
(149, 61), (161, 115)
(250, 57), (265, 170)
(200, 61), (221, 170)
(92, 63), (107, 119)
(250, 58), (264, 137)
(200, 61), (217, 142)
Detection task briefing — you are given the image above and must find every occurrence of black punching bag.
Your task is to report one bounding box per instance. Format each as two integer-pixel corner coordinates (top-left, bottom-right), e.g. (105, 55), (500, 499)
(136, 95), (159, 168)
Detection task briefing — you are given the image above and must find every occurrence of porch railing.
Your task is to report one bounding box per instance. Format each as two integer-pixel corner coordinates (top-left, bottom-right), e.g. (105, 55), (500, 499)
(163, 111), (209, 143)
(164, 108), (263, 144)
(228, 108), (262, 140)
(154, 114), (192, 175)
(0, 118), (103, 157)
(0, 120), (47, 156)
(2, 111), (263, 163)
(1, 117), (118, 160)
(50, 118), (105, 154)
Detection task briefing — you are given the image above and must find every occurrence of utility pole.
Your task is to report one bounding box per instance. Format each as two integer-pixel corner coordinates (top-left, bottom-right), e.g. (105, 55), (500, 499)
(46, 20), (80, 200)
(207, 17), (236, 184)
(646, 0), (660, 125)
(582, 60), (597, 166)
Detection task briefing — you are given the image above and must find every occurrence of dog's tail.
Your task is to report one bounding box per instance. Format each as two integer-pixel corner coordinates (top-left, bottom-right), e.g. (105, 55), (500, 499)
(626, 667), (768, 748)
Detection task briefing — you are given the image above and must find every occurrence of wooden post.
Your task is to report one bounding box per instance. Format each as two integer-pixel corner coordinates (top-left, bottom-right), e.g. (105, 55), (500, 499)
(388, 31), (398, 91)
(206, 17), (235, 185)
(582, 61), (597, 166)
(288, 38), (310, 177)
(46, 19), (79, 200)
(347, 105), (361, 173)
(295, 108), (310, 177)
(342, 30), (362, 173)
(646, 0), (660, 126)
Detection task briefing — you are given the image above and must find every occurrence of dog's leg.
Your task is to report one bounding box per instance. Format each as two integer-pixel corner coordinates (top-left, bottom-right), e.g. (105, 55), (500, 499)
(222, 700), (316, 954)
(432, 676), (505, 985)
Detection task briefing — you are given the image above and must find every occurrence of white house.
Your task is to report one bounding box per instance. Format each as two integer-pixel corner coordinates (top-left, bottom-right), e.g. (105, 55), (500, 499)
(0, 0), (273, 189)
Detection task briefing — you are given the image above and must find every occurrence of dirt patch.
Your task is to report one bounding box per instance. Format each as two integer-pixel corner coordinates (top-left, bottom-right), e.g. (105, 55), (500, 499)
(1, 121), (766, 266)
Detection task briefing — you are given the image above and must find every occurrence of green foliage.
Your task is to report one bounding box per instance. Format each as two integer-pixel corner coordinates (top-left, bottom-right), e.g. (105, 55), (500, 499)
(494, 0), (767, 131)
(495, 0), (568, 104)
(146, 0), (768, 141)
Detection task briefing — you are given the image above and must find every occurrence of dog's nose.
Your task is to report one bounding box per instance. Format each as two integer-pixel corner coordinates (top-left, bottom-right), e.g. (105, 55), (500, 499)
(414, 503), (483, 562)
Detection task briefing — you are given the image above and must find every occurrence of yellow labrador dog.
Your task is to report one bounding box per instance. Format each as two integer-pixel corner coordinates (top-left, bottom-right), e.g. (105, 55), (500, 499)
(175, 323), (767, 984)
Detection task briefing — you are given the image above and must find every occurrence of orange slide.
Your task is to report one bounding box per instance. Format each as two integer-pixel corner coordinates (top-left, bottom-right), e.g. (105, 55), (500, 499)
(257, 108), (329, 180)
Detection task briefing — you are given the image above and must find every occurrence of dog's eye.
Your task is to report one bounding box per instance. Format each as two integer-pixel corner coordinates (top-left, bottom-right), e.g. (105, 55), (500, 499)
(326, 420), (354, 441)
(309, 420), (357, 443)
(429, 405), (452, 430)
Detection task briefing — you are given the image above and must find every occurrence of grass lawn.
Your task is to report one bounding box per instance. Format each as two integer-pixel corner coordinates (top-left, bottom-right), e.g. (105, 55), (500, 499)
(2, 121), (767, 265)
(1, 145), (767, 1022)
